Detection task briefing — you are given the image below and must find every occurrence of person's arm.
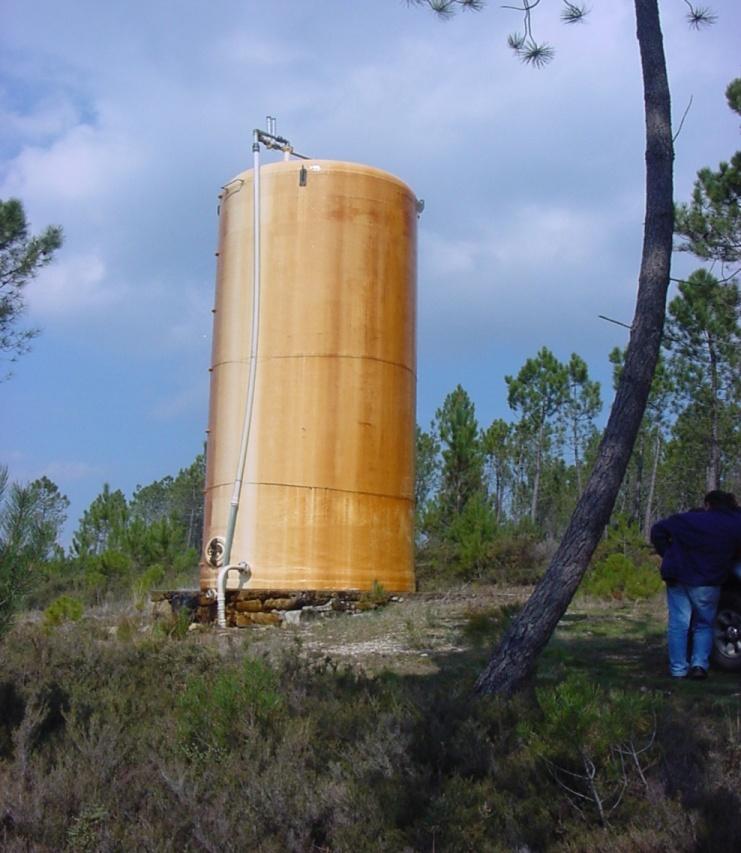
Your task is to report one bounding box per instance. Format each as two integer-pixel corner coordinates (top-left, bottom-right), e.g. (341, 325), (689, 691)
(650, 519), (672, 556)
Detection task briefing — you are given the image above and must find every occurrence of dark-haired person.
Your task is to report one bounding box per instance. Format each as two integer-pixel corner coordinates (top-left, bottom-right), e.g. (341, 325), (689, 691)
(651, 491), (741, 680)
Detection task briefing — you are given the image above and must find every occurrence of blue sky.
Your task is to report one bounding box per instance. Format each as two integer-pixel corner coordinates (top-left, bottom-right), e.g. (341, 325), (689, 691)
(1, 0), (739, 542)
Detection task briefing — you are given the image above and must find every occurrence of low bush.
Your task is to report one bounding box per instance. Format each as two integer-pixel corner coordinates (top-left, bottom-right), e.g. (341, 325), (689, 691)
(579, 515), (663, 601)
(151, 606), (192, 640)
(132, 563), (166, 605)
(460, 603), (522, 649)
(358, 579), (390, 609)
(42, 595), (84, 628)
(0, 605), (738, 851)
(176, 656), (284, 757)
(520, 674), (661, 825)
(416, 525), (545, 589)
(581, 553), (663, 600)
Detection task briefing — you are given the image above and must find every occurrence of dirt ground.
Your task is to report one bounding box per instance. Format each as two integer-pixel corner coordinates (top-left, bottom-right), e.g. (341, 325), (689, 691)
(198, 585), (741, 701)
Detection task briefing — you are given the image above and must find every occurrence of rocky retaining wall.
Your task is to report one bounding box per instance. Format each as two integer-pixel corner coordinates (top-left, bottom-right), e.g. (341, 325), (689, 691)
(150, 589), (389, 627)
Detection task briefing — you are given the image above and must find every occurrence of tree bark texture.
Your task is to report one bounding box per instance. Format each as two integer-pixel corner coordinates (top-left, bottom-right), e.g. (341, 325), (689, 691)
(476, 0), (674, 696)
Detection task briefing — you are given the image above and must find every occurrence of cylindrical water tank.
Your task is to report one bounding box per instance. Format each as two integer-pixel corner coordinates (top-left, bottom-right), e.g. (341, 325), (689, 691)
(200, 160), (417, 592)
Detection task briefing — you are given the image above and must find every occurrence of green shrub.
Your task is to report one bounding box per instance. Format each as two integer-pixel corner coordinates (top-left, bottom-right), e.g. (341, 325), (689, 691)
(416, 511), (545, 588)
(581, 553), (663, 600)
(152, 605), (192, 640)
(461, 603), (522, 648)
(446, 494), (497, 578)
(131, 563), (166, 604)
(82, 567), (106, 600)
(520, 674), (661, 825)
(176, 657), (284, 757)
(593, 514), (656, 569)
(482, 529), (543, 584)
(42, 595), (84, 628)
(358, 579), (390, 609)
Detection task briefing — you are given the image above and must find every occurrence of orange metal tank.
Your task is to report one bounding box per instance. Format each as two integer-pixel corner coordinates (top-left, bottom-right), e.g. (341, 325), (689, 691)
(201, 160), (417, 592)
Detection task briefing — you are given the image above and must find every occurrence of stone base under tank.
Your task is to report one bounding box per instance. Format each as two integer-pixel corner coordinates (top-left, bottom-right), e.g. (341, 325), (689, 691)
(149, 589), (388, 627)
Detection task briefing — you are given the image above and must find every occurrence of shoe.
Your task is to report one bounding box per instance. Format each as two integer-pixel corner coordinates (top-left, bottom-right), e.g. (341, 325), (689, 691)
(688, 666), (707, 680)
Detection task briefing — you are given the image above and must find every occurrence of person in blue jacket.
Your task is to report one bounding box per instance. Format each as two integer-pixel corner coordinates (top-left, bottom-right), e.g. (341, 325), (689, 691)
(650, 490), (741, 680)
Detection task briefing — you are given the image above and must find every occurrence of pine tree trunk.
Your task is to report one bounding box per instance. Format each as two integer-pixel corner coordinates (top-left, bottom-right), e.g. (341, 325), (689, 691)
(475, 0), (673, 696)
(634, 431), (645, 523)
(643, 430), (661, 539)
(707, 338), (721, 491)
(531, 423), (544, 523)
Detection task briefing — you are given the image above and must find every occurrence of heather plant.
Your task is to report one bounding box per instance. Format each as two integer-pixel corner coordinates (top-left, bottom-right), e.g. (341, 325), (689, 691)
(417, 523), (545, 589)
(65, 803), (108, 853)
(0, 599), (738, 851)
(482, 527), (544, 584)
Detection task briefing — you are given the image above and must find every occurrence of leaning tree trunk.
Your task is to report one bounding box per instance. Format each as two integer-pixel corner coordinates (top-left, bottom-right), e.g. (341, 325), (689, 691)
(476, 0), (674, 696)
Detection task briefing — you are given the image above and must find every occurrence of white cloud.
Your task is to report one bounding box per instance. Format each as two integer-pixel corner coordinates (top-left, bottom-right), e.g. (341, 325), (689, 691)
(422, 202), (616, 294)
(28, 251), (127, 320)
(488, 204), (610, 268)
(0, 96), (81, 145)
(1, 120), (146, 207)
(0, 453), (102, 487)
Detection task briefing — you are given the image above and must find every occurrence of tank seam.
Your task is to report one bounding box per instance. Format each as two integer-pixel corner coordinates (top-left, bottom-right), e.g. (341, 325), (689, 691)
(205, 481), (414, 503)
(211, 354), (416, 376)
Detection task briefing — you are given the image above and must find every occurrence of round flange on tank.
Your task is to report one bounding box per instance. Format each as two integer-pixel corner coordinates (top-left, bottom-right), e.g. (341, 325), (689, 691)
(201, 160), (417, 592)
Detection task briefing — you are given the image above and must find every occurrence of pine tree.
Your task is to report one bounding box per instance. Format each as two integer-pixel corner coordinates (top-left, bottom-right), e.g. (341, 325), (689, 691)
(481, 418), (513, 523)
(0, 198), (62, 375)
(0, 468), (68, 636)
(663, 270), (740, 491)
(506, 347), (568, 524)
(674, 78), (740, 265)
(563, 354), (602, 494)
(433, 385), (485, 523)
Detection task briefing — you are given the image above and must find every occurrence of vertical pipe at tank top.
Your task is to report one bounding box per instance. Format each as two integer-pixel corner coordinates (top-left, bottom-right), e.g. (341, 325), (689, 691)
(222, 132), (262, 569)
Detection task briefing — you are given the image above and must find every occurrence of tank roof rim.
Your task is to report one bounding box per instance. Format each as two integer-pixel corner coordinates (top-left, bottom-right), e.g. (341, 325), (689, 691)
(226, 160), (416, 196)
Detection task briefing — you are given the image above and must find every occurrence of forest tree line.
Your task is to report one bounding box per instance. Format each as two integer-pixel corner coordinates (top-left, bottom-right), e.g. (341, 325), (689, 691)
(415, 271), (739, 585)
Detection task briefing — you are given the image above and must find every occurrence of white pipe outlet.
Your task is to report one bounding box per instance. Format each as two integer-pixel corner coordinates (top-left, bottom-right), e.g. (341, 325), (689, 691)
(216, 562), (251, 628)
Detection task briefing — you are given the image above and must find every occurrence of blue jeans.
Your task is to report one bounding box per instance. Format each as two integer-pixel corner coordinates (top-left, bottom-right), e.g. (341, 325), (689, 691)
(666, 584), (721, 677)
